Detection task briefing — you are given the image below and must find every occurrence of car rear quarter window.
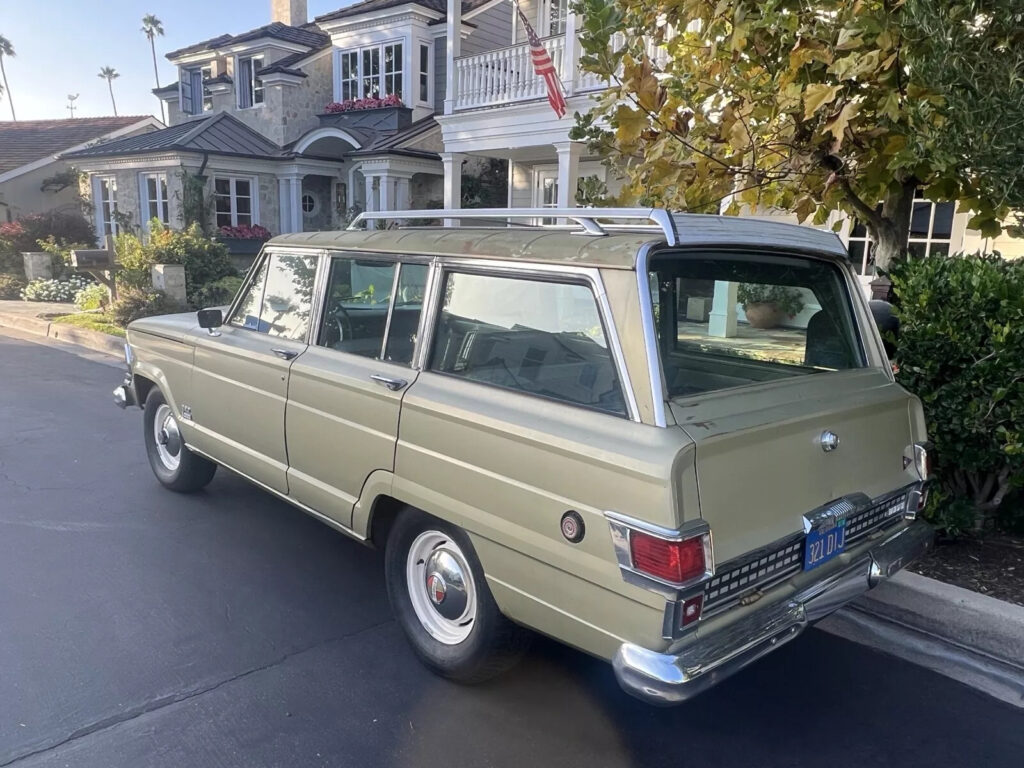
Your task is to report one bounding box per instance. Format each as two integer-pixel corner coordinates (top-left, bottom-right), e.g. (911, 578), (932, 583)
(428, 271), (627, 416)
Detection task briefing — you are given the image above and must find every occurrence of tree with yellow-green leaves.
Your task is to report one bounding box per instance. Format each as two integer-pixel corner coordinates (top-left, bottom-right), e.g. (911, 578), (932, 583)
(571, 0), (1024, 270)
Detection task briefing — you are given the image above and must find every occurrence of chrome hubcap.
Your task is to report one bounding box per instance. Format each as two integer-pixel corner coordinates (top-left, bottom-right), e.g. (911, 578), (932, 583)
(406, 531), (477, 644)
(153, 403), (182, 471)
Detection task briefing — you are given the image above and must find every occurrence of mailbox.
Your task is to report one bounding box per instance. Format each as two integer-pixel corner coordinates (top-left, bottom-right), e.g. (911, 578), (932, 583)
(70, 249), (116, 269)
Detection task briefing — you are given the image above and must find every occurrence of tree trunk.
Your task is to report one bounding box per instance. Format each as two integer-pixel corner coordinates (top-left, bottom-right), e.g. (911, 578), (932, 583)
(869, 180), (917, 271)
(149, 38), (166, 124)
(108, 81), (118, 116)
(0, 57), (14, 121)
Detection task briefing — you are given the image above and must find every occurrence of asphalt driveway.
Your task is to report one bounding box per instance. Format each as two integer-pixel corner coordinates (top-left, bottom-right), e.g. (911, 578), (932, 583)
(1, 330), (1021, 768)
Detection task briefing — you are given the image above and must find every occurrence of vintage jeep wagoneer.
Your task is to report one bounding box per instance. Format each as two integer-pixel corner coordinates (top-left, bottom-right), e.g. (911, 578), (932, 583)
(113, 209), (933, 704)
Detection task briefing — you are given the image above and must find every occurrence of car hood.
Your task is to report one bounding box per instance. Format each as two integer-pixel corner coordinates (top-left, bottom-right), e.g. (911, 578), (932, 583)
(127, 311), (201, 344)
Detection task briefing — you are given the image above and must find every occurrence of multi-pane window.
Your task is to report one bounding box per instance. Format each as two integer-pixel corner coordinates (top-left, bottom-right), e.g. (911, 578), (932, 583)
(337, 43), (404, 102)
(847, 194), (956, 275)
(140, 173), (169, 228)
(418, 44), (430, 103)
(214, 177), (255, 228)
(237, 55), (265, 108)
(229, 253), (317, 340)
(545, 0), (568, 35)
(180, 67), (210, 116)
(429, 272), (627, 416)
(339, 50), (359, 101)
(93, 176), (118, 239)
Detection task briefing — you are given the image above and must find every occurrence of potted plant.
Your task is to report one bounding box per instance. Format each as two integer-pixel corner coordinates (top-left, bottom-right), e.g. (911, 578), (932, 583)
(215, 224), (272, 257)
(737, 283), (805, 329)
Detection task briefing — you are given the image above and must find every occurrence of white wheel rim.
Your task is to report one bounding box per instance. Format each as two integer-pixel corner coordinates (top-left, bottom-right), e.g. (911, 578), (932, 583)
(153, 403), (182, 472)
(406, 530), (478, 645)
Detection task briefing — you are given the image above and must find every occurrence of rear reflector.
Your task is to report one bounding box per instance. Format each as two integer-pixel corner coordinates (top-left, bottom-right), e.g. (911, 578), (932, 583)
(681, 594), (704, 627)
(629, 530), (707, 584)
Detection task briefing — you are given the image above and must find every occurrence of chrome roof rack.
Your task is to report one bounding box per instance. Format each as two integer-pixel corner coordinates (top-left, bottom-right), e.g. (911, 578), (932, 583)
(347, 208), (679, 246)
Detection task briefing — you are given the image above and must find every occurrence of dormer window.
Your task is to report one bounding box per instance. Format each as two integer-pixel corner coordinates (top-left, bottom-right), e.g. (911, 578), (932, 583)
(238, 55), (265, 109)
(335, 42), (404, 103)
(180, 66), (212, 116)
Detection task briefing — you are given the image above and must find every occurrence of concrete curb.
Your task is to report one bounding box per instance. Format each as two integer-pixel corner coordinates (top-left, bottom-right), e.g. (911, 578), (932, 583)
(820, 571), (1024, 708)
(0, 311), (122, 357)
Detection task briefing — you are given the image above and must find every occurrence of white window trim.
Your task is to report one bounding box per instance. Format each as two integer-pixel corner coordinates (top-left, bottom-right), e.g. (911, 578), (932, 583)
(540, 0), (568, 37)
(332, 38), (406, 104)
(138, 172), (170, 232)
(213, 175), (260, 228)
(844, 198), (962, 275)
(91, 175), (119, 244)
(236, 54), (266, 110)
(417, 42), (432, 106)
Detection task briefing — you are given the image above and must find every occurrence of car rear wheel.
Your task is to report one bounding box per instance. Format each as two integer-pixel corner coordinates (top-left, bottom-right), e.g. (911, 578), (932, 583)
(385, 509), (530, 683)
(143, 389), (217, 493)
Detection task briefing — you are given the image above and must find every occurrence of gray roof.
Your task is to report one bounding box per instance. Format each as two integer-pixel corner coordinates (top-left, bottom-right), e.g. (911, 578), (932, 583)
(267, 213), (848, 267)
(63, 113), (283, 161)
(167, 21), (329, 59)
(316, 0), (492, 23)
(0, 116), (157, 175)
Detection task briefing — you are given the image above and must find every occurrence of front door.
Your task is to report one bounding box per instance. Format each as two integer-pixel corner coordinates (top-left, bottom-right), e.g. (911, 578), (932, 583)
(189, 250), (318, 492)
(533, 168), (559, 225)
(284, 254), (430, 526)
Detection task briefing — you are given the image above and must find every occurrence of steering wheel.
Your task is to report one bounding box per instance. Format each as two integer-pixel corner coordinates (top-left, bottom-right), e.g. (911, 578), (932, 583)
(333, 305), (354, 344)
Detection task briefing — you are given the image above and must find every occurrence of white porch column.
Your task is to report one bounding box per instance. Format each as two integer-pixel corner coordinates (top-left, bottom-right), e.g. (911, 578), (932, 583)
(444, 0), (461, 115)
(563, 13), (579, 97)
(441, 152), (464, 227)
(278, 178), (290, 234)
(554, 141), (582, 210)
(708, 280), (738, 338)
(379, 176), (393, 212)
(395, 177), (411, 211)
(289, 177), (303, 233)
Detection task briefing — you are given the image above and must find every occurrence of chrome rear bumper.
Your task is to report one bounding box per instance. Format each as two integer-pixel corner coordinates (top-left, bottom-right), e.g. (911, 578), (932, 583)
(613, 520), (934, 705)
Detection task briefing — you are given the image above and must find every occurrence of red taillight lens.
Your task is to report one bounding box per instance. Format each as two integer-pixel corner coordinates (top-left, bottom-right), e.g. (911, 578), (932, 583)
(629, 531), (707, 584)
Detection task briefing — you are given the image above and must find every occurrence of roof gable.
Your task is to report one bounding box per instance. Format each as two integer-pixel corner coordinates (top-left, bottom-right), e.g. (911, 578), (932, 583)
(0, 117), (157, 176)
(315, 0), (491, 24)
(167, 21), (329, 60)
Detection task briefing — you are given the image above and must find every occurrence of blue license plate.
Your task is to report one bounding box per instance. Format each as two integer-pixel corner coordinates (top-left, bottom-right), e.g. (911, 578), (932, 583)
(803, 522), (847, 571)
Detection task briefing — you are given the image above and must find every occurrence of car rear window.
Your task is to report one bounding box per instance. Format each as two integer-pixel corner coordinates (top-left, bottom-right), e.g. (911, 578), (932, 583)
(648, 251), (865, 398)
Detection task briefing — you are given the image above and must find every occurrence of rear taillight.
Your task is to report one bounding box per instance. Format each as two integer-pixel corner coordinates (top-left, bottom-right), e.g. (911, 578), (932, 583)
(630, 530), (708, 584)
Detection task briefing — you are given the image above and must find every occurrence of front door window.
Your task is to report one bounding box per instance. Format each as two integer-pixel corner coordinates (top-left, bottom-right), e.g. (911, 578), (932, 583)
(535, 169), (558, 225)
(229, 253), (316, 340)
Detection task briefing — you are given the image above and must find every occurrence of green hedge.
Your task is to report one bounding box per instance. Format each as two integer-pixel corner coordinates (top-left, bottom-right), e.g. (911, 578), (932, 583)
(890, 253), (1024, 535)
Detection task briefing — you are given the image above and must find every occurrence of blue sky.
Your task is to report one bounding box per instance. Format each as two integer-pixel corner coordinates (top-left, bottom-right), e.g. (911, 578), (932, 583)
(1, 0), (353, 122)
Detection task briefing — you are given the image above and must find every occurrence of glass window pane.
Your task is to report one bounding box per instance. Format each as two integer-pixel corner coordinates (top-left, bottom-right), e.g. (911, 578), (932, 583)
(932, 202), (954, 238)
(215, 178), (231, 195)
(236, 196), (252, 215)
(229, 258), (270, 331)
(429, 273), (626, 416)
(318, 257), (397, 357)
(384, 263), (428, 365)
(260, 254), (317, 341)
(235, 179), (251, 198)
(910, 202), (932, 238)
(847, 241), (865, 273)
(907, 241), (928, 259)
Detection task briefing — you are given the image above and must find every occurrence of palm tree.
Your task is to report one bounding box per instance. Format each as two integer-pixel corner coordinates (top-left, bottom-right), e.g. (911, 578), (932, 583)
(98, 66), (120, 116)
(0, 36), (15, 121)
(141, 14), (165, 122)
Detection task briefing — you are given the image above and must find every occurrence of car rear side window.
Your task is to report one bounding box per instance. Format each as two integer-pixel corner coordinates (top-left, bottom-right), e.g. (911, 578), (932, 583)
(428, 272), (626, 417)
(228, 253), (317, 340)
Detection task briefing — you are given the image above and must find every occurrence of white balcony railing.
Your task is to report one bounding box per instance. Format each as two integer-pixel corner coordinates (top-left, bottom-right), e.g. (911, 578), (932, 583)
(454, 35), (568, 111)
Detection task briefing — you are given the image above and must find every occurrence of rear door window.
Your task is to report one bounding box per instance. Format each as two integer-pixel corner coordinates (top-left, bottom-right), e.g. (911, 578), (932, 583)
(428, 271), (626, 416)
(648, 252), (865, 398)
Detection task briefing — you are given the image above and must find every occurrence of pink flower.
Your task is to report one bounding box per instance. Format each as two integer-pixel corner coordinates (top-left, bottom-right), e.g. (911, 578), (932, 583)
(324, 94), (404, 113)
(219, 224), (272, 240)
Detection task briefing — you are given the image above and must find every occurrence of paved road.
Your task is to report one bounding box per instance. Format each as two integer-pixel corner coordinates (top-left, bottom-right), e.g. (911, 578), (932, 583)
(1, 330), (1022, 768)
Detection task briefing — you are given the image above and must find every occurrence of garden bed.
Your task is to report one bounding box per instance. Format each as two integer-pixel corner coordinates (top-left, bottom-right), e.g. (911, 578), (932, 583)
(909, 534), (1024, 607)
(51, 312), (125, 338)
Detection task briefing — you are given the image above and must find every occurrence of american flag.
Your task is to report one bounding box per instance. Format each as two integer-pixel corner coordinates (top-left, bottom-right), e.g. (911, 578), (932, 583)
(514, 2), (567, 118)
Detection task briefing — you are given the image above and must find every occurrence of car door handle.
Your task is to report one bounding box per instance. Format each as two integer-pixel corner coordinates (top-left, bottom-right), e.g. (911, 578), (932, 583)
(271, 348), (300, 360)
(370, 374), (408, 391)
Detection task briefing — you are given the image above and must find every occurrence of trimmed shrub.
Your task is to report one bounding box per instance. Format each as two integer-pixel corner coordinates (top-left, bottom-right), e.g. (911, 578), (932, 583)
(21, 276), (92, 303)
(116, 222), (237, 307)
(191, 275), (244, 309)
(0, 273), (26, 299)
(890, 253), (1024, 534)
(74, 283), (111, 311)
(111, 288), (185, 327)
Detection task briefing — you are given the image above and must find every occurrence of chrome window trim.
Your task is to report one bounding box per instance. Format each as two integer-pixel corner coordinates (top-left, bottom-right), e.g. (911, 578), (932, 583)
(379, 262), (404, 360)
(306, 250), (332, 347)
(224, 248), (270, 332)
(412, 258), (442, 371)
(635, 242), (670, 428)
(604, 511), (715, 600)
(420, 258), (640, 422)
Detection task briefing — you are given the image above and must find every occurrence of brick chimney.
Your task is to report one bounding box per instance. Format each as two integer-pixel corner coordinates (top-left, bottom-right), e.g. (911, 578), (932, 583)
(272, 0), (307, 26)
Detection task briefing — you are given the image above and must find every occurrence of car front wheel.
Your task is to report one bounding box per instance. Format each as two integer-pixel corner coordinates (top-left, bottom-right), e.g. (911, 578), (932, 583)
(143, 389), (217, 493)
(385, 509), (530, 683)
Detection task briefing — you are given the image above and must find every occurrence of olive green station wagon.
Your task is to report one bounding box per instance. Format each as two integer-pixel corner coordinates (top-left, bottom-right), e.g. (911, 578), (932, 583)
(113, 209), (934, 704)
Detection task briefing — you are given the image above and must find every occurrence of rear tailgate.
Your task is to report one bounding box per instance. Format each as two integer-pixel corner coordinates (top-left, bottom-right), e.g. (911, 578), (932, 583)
(670, 369), (920, 563)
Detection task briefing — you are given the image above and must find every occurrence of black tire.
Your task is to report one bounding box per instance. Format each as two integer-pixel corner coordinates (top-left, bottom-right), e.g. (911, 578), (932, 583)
(143, 389), (217, 493)
(385, 508), (531, 683)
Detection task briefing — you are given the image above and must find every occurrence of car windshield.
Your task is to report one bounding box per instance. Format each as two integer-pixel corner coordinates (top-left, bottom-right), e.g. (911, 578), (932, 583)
(648, 251), (866, 399)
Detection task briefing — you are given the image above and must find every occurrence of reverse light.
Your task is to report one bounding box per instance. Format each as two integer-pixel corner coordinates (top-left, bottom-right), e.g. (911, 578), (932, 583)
(629, 530), (708, 585)
(913, 442), (933, 480)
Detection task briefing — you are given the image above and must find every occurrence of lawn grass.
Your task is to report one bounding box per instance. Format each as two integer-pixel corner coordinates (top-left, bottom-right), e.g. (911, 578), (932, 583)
(51, 312), (126, 338)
